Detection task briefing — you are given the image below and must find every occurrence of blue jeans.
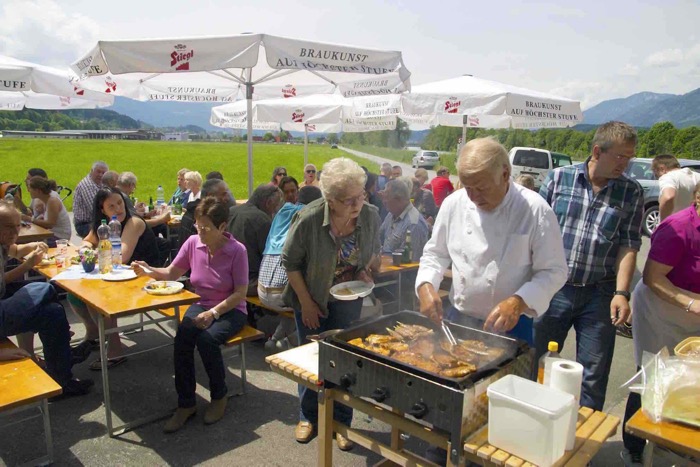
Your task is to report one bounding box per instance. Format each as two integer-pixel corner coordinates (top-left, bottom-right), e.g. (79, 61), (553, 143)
(533, 282), (616, 411)
(445, 306), (534, 346)
(0, 282), (73, 386)
(74, 221), (91, 238)
(174, 304), (247, 408)
(294, 298), (363, 426)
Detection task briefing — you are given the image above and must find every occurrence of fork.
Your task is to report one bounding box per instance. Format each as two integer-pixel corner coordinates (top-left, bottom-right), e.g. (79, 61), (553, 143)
(441, 321), (458, 346)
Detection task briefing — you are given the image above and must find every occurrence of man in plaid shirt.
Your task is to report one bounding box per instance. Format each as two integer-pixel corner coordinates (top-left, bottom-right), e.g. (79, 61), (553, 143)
(536, 121), (643, 411)
(72, 161), (108, 237)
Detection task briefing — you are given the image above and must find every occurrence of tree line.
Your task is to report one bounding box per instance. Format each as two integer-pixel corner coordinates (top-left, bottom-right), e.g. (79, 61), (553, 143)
(0, 109), (141, 132)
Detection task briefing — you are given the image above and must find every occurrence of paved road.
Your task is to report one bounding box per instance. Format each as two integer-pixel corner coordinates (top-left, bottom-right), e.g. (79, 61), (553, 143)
(3, 190), (678, 466)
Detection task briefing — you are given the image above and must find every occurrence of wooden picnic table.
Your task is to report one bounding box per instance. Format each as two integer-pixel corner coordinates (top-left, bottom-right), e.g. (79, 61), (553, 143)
(35, 246), (200, 437)
(267, 344), (619, 467)
(374, 255), (420, 311)
(625, 409), (700, 466)
(17, 223), (53, 244)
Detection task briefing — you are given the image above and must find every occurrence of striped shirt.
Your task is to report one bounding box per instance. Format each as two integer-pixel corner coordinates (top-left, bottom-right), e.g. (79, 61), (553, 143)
(72, 175), (101, 224)
(540, 160), (643, 284)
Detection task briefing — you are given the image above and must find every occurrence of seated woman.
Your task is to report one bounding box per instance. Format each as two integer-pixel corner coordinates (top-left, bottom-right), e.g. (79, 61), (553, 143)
(133, 196), (249, 433)
(21, 176), (71, 245)
(621, 182), (700, 464)
(70, 188), (161, 369)
(184, 171), (202, 207)
(282, 158), (380, 450)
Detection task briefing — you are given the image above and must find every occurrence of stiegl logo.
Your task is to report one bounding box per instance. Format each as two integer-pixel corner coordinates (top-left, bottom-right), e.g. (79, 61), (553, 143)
(59, 96), (71, 106)
(73, 85), (85, 96)
(292, 109), (304, 123)
(171, 44), (194, 71)
(467, 116), (480, 126)
(282, 84), (297, 98)
(104, 77), (117, 93)
(444, 97), (461, 114)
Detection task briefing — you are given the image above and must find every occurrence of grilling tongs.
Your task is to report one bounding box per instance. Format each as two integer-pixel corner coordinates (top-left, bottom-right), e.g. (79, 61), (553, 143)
(441, 320), (458, 346)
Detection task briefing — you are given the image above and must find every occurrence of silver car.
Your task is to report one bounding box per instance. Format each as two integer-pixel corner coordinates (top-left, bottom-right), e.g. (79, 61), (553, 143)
(625, 158), (700, 236)
(411, 150), (440, 168)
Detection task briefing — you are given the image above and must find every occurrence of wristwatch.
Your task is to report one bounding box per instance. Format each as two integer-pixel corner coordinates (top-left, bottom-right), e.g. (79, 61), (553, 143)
(614, 290), (631, 300)
(211, 309), (220, 320)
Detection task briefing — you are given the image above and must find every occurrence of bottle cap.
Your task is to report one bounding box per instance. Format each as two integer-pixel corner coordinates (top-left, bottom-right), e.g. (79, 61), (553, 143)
(548, 341), (559, 352)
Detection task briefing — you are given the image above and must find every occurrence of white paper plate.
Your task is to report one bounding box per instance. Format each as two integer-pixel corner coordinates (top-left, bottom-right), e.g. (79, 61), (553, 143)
(330, 281), (374, 301)
(144, 280), (184, 295)
(101, 269), (138, 281)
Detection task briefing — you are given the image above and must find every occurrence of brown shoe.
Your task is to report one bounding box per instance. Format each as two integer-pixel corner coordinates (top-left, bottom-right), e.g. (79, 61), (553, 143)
(163, 407), (196, 433)
(204, 397), (227, 425)
(295, 421), (315, 443)
(336, 433), (354, 451)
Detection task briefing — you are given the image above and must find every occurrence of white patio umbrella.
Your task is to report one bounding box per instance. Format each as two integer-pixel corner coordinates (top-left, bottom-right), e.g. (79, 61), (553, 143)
(399, 75), (582, 148)
(212, 93), (400, 164)
(0, 55), (114, 110)
(71, 34), (411, 194)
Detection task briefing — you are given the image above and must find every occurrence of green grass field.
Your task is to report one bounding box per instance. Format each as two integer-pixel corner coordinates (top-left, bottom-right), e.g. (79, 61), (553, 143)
(1, 139), (378, 209)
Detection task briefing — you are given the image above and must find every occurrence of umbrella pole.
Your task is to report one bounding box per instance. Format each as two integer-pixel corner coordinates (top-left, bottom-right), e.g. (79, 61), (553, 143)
(304, 124), (309, 166)
(460, 115), (468, 154)
(246, 71), (254, 197)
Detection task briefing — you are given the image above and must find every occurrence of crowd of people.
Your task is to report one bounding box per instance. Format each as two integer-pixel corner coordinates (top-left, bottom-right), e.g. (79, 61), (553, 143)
(1, 121), (698, 465)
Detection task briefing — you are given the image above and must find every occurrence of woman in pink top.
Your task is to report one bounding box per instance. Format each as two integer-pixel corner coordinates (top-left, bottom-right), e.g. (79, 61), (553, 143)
(622, 182), (700, 463)
(134, 197), (249, 433)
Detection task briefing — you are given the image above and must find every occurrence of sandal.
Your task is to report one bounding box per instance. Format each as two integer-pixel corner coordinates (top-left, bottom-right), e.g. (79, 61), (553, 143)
(89, 356), (127, 371)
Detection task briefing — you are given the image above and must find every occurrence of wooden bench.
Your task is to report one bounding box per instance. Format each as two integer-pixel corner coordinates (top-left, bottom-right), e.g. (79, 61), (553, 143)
(246, 296), (295, 319)
(155, 308), (264, 395)
(0, 338), (61, 466)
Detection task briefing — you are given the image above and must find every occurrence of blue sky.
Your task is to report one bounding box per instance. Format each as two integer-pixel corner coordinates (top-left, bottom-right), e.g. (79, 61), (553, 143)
(1, 0), (698, 109)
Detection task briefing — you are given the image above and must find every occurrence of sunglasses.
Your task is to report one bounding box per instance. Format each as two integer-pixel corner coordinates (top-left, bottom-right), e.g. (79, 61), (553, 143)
(306, 170), (316, 174)
(277, 173), (287, 177)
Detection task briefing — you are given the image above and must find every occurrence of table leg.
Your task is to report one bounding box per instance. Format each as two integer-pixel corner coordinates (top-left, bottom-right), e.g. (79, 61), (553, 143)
(398, 273), (403, 311)
(97, 313), (114, 436)
(318, 387), (334, 467)
(390, 407), (404, 451)
(643, 441), (655, 467)
(41, 399), (53, 464)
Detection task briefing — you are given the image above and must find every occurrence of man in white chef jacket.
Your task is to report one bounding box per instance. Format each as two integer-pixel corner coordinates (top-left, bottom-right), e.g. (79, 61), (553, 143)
(416, 137), (568, 344)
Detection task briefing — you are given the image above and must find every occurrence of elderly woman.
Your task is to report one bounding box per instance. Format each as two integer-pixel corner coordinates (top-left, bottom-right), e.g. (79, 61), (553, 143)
(184, 171), (203, 205)
(282, 157), (381, 450)
(170, 168), (190, 205)
(134, 197), (248, 433)
(269, 166), (288, 187)
(621, 182), (700, 464)
(299, 163), (319, 187)
(22, 176), (71, 243)
(414, 168), (430, 189)
(70, 188), (161, 369)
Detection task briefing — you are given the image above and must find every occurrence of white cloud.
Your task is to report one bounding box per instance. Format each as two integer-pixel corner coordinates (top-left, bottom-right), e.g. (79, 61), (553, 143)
(549, 80), (615, 110)
(0, 0), (100, 68)
(619, 64), (640, 77)
(643, 48), (684, 68)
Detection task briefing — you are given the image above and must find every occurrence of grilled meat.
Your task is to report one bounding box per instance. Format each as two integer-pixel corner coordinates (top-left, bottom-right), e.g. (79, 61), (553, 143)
(392, 351), (442, 374)
(366, 334), (398, 345)
(440, 365), (476, 378)
(390, 322), (434, 340)
(409, 336), (435, 357)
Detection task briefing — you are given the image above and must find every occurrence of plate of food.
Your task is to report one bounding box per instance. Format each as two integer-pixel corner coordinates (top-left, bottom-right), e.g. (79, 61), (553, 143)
(330, 281), (375, 301)
(38, 256), (56, 266)
(144, 281), (184, 295)
(71, 255), (81, 265)
(101, 269), (138, 281)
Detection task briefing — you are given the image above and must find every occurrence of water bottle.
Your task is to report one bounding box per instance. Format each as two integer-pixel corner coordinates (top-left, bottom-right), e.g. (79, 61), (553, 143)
(97, 220), (113, 274)
(108, 216), (122, 266)
(156, 185), (165, 206)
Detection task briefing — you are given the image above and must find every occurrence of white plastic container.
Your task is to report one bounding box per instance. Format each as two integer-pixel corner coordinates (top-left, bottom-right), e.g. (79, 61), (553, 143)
(487, 374), (575, 467)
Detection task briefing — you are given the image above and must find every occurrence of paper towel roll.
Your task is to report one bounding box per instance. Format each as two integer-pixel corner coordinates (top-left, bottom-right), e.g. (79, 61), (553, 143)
(550, 360), (583, 403)
(550, 360), (584, 451)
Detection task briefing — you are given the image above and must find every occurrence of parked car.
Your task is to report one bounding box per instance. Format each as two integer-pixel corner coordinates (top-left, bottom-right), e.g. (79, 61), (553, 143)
(330, 143), (338, 149)
(624, 158), (700, 236)
(508, 147), (573, 189)
(411, 150), (440, 168)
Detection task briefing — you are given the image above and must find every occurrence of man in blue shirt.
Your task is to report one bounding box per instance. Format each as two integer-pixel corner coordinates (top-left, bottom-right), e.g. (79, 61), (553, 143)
(536, 121), (643, 411)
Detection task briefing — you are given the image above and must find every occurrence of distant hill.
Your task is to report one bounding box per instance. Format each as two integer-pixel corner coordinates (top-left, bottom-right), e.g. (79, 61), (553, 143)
(584, 88), (700, 128)
(110, 97), (221, 131)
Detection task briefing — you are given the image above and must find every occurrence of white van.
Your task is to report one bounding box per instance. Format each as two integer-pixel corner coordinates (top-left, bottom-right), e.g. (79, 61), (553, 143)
(508, 147), (573, 189)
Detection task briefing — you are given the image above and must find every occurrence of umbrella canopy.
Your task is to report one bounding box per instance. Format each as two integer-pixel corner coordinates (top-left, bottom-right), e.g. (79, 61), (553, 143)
(0, 55), (113, 110)
(71, 33), (411, 194)
(400, 75), (582, 130)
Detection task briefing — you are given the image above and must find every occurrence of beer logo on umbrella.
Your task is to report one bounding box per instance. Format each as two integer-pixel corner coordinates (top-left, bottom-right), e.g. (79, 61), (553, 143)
(282, 84), (297, 98)
(292, 109), (304, 123)
(171, 44), (194, 71)
(444, 96), (461, 114)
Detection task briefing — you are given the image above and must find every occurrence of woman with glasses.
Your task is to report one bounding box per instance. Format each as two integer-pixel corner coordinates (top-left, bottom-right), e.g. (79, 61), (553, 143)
(269, 166), (288, 187)
(299, 163), (319, 187)
(133, 196), (249, 433)
(282, 157), (380, 450)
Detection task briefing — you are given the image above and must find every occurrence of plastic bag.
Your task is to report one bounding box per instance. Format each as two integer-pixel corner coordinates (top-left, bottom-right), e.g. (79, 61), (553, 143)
(627, 349), (700, 427)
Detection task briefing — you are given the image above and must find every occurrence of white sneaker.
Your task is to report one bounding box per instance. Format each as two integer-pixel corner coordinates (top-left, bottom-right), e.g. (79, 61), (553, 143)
(275, 337), (291, 350)
(264, 338), (277, 352)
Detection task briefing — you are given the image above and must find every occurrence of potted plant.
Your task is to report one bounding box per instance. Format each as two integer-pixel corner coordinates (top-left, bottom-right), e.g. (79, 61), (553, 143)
(79, 248), (97, 273)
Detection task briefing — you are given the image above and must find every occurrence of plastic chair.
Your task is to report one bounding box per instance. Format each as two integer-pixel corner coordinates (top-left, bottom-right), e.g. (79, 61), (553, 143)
(56, 186), (72, 202)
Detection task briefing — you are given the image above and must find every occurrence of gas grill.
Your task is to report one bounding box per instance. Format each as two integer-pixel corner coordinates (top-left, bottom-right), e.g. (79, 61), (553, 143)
(318, 311), (533, 464)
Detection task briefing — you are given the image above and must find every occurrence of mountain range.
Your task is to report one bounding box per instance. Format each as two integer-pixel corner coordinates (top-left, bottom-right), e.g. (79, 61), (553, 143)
(104, 87), (700, 134)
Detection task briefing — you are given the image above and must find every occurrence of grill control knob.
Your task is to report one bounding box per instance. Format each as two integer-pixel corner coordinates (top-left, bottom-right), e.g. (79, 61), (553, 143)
(370, 387), (389, 403)
(407, 401), (428, 419)
(339, 373), (356, 389)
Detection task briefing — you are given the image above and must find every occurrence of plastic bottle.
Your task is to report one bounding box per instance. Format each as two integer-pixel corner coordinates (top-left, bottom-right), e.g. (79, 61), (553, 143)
(537, 341), (562, 385)
(402, 229), (412, 263)
(97, 220), (113, 274)
(108, 216), (122, 266)
(156, 185), (165, 206)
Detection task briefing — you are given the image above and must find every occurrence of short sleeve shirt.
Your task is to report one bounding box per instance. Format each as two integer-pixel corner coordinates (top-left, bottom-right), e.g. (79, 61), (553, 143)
(172, 232), (249, 312)
(648, 205), (700, 293)
(333, 232), (359, 285)
(659, 168), (700, 215)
